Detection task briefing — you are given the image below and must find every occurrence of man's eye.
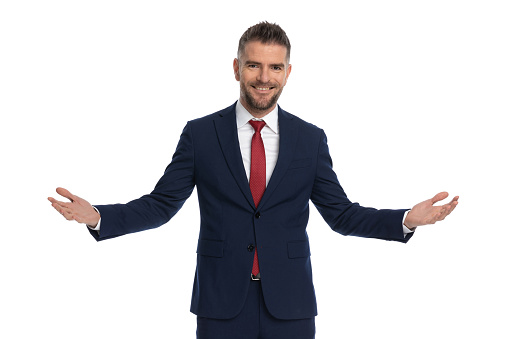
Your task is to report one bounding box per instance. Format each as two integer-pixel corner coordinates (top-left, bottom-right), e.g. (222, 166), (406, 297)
(247, 64), (258, 68)
(272, 66), (282, 71)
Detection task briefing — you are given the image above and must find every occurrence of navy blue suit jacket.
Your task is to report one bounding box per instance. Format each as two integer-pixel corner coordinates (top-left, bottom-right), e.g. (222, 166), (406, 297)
(90, 102), (412, 320)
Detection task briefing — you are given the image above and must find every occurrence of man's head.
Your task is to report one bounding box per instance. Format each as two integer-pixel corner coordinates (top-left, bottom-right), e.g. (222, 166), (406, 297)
(237, 21), (291, 63)
(234, 22), (292, 117)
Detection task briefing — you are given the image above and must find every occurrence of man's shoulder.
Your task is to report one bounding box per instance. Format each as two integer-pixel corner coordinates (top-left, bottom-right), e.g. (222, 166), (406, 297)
(188, 103), (236, 125)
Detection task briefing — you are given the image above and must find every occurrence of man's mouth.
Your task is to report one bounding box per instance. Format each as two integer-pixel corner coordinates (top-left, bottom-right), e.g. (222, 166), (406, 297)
(251, 85), (275, 91)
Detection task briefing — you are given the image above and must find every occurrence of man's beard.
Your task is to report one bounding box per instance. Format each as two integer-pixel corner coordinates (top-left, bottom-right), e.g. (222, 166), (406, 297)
(240, 81), (284, 113)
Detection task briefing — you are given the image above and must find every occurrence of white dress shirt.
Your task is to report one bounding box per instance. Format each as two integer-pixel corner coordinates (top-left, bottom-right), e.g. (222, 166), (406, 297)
(90, 100), (412, 235)
(236, 101), (279, 187)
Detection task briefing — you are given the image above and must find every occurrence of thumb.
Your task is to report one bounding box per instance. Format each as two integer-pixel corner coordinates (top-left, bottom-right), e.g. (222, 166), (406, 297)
(431, 191), (449, 205)
(56, 187), (76, 202)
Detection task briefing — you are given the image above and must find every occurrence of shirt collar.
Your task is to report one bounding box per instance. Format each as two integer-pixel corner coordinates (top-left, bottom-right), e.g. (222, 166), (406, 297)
(236, 100), (279, 134)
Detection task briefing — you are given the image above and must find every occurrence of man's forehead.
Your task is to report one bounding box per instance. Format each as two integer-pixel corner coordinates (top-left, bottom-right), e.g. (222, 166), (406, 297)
(239, 41), (289, 63)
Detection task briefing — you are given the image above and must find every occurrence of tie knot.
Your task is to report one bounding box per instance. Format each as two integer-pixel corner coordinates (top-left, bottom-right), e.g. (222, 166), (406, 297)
(249, 120), (266, 133)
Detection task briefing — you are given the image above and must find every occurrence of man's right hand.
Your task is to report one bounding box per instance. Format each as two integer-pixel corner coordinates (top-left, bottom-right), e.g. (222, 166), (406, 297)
(48, 187), (100, 227)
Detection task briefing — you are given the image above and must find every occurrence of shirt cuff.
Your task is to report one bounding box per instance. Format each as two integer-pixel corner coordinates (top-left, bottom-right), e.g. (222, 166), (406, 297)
(402, 210), (413, 235)
(86, 206), (101, 231)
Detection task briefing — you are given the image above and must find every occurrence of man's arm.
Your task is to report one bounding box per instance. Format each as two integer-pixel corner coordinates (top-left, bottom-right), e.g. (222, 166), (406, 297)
(48, 122), (196, 240)
(310, 129), (459, 241)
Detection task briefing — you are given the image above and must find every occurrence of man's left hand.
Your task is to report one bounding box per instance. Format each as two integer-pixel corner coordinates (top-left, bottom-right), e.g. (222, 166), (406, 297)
(404, 192), (459, 230)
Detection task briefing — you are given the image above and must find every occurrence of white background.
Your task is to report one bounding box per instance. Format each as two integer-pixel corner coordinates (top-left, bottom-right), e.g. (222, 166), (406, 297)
(1, 0), (508, 338)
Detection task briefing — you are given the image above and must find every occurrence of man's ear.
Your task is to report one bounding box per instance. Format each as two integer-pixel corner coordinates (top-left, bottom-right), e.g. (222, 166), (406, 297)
(284, 63), (292, 85)
(233, 58), (240, 81)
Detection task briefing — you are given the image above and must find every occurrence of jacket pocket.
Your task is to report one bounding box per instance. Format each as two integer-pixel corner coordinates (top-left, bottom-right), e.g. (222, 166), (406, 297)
(288, 158), (312, 170)
(196, 239), (224, 258)
(287, 240), (311, 259)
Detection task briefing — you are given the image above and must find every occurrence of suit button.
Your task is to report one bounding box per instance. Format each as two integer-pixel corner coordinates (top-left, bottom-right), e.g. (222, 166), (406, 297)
(247, 244), (255, 252)
(255, 212), (261, 219)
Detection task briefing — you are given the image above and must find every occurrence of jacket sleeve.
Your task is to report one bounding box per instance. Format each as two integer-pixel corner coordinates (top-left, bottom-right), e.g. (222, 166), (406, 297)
(310, 129), (412, 243)
(89, 122), (195, 241)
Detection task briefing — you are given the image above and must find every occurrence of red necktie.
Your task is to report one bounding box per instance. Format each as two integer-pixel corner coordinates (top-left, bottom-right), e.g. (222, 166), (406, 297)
(249, 120), (266, 278)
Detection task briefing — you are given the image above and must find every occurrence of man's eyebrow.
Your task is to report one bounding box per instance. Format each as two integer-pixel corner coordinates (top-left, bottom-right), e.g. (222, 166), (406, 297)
(244, 60), (286, 68)
(271, 63), (285, 68)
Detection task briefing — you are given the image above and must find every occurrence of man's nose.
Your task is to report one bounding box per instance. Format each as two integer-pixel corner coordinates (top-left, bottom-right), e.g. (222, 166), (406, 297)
(256, 67), (270, 83)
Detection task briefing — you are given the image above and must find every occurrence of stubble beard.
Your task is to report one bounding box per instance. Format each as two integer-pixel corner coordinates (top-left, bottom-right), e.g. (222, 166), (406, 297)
(240, 81), (283, 115)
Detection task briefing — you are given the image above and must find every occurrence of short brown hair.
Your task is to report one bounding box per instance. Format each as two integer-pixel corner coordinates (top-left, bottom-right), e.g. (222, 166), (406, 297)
(237, 21), (291, 62)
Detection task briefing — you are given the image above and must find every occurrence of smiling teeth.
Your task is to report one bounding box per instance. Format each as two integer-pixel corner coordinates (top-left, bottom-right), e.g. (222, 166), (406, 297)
(256, 87), (270, 90)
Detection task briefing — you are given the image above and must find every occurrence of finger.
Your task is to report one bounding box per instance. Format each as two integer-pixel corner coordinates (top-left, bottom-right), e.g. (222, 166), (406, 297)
(441, 197), (459, 212)
(447, 198), (459, 209)
(50, 200), (65, 211)
(48, 197), (60, 204)
(438, 199), (459, 221)
(48, 197), (72, 209)
(51, 203), (74, 220)
(444, 200), (459, 216)
(56, 187), (76, 203)
(437, 206), (451, 221)
(63, 210), (74, 221)
(431, 192), (449, 205)
(51, 202), (70, 213)
(62, 209), (73, 220)
(48, 197), (65, 206)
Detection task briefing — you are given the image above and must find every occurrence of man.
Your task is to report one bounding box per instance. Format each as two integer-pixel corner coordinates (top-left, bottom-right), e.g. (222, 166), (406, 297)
(48, 22), (458, 339)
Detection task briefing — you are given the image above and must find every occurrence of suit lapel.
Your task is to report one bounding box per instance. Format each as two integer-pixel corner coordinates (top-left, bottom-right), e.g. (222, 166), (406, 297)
(214, 103), (256, 209)
(258, 107), (298, 210)
(214, 104), (298, 211)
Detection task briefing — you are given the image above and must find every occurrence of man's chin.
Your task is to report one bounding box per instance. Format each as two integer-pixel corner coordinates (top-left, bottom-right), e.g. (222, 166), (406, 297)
(245, 94), (279, 112)
(248, 102), (274, 113)
(253, 100), (274, 111)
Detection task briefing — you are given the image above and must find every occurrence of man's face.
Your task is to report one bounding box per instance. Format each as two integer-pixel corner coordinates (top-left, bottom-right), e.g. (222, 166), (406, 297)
(234, 41), (292, 117)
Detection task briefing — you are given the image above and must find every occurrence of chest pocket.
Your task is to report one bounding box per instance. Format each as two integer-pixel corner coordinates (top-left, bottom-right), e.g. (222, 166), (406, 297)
(288, 158), (312, 170)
